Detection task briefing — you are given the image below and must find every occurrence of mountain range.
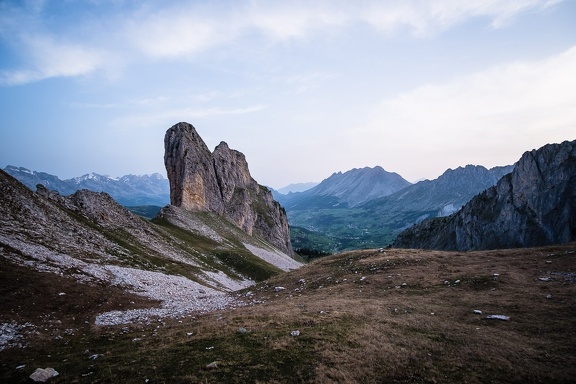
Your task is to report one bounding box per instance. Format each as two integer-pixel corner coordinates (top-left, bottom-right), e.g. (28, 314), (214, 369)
(5, 161), (516, 253)
(3, 165), (170, 207)
(281, 164), (514, 253)
(275, 182), (318, 194)
(275, 166), (411, 209)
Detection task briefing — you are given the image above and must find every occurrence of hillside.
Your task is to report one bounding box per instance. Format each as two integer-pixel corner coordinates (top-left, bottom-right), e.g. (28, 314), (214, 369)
(395, 140), (576, 250)
(2, 243), (575, 382)
(0, 163), (300, 327)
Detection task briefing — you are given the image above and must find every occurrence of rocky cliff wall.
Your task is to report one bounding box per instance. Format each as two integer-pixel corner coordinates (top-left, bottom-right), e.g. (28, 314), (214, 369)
(394, 140), (576, 251)
(164, 122), (293, 256)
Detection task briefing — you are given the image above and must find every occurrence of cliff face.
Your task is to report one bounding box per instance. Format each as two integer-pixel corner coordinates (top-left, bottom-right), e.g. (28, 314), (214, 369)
(164, 122), (293, 255)
(394, 140), (576, 251)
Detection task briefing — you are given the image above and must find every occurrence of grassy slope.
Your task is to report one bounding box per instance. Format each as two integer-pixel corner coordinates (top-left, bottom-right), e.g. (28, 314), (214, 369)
(1, 243), (575, 383)
(152, 213), (284, 282)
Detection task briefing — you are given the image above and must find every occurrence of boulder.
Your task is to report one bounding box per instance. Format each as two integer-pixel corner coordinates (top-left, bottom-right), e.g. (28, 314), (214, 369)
(29, 367), (59, 382)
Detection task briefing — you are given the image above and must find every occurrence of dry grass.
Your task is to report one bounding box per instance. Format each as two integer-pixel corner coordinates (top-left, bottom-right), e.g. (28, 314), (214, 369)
(1, 243), (575, 383)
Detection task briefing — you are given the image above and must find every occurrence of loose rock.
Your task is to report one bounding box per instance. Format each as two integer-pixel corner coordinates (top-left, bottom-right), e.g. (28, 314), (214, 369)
(29, 367), (59, 383)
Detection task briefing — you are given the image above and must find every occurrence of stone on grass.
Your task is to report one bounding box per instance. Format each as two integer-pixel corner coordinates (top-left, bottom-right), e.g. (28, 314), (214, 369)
(29, 367), (59, 382)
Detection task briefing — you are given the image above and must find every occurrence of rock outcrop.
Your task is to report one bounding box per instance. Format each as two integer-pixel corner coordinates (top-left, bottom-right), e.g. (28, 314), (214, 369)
(394, 140), (576, 251)
(164, 122), (293, 256)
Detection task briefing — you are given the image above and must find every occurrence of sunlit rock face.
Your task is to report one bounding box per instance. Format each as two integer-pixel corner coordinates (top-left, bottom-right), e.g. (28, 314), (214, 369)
(164, 122), (294, 256)
(164, 122), (224, 213)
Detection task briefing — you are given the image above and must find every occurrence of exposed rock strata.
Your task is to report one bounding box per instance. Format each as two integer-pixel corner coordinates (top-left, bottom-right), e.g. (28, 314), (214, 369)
(164, 122), (293, 255)
(394, 140), (576, 251)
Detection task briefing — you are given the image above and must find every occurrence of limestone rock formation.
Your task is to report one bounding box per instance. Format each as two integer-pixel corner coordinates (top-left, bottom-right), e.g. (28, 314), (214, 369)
(164, 122), (293, 255)
(394, 140), (576, 251)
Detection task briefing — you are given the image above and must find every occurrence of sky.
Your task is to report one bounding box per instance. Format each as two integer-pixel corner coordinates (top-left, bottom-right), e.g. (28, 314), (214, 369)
(0, 0), (575, 189)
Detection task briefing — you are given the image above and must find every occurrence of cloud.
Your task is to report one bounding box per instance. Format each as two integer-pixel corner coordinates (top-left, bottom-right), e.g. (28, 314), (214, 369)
(357, 0), (563, 34)
(125, 0), (563, 56)
(0, 0), (564, 84)
(351, 45), (576, 178)
(0, 34), (106, 85)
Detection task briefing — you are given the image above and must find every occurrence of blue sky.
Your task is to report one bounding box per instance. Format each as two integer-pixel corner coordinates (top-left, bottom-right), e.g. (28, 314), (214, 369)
(1, 0), (575, 189)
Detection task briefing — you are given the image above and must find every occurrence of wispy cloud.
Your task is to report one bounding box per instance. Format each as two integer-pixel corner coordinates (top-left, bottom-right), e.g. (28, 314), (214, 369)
(352, 44), (576, 176)
(0, 0), (563, 85)
(357, 0), (563, 34)
(0, 34), (106, 85)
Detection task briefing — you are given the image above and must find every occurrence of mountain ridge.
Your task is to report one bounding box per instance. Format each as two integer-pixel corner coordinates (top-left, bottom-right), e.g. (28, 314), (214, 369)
(278, 166), (411, 210)
(394, 139), (576, 250)
(363, 164), (514, 218)
(3, 165), (169, 207)
(286, 163), (514, 252)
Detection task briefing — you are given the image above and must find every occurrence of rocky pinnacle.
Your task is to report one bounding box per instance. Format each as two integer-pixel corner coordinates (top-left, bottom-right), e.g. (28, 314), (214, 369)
(164, 122), (294, 256)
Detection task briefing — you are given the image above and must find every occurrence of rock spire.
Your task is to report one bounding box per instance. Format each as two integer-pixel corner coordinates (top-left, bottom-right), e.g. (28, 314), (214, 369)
(164, 122), (293, 255)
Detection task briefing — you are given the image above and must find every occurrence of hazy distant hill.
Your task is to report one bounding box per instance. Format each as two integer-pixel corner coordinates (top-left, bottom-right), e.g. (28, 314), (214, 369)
(3, 165), (170, 206)
(276, 182), (318, 194)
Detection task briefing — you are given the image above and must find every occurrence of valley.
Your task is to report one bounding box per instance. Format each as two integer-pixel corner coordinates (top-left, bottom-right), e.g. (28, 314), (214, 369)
(1, 126), (574, 383)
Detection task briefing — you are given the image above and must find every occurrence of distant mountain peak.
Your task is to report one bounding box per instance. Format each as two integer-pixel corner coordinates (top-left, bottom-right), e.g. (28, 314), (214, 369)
(275, 182), (319, 195)
(3, 166), (170, 207)
(278, 165), (411, 210)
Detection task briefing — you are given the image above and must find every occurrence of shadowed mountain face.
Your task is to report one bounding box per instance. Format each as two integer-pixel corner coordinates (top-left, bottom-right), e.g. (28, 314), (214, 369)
(164, 122), (293, 256)
(363, 164), (514, 218)
(394, 140), (576, 251)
